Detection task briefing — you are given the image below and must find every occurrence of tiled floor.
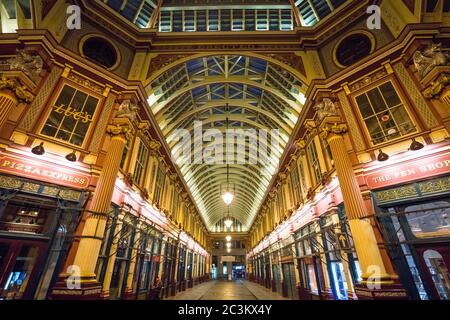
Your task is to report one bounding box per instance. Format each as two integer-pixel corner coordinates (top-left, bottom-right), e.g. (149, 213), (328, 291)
(165, 279), (289, 300)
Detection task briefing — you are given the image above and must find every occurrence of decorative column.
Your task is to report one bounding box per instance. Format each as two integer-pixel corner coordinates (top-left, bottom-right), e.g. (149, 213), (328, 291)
(0, 77), (34, 131)
(51, 117), (134, 299)
(320, 119), (407, 299)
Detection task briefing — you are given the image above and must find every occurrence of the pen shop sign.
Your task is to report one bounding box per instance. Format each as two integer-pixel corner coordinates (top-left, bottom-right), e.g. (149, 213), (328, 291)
(0, 154), (91, 189)
(365, 153), (450, 190)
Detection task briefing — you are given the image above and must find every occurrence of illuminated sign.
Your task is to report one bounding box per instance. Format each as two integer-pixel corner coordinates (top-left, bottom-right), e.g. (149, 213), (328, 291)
(365, 153), (450, 189)
(0, 154), (91, 189)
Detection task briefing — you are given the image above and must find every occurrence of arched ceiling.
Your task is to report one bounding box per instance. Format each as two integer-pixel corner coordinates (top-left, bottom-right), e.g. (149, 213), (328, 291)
(146, 55), (306, 231)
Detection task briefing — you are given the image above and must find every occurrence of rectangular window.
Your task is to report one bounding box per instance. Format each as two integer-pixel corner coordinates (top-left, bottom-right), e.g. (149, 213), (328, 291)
(256, 10), (268, 30)
(232, 9), (244, 31)
(208, 10), (219, 31)
(133, 140), (149, 186)
(154, 165), (166, 204)
(307, 141), (322, 185)
(41, 85), (99, 147)
(355, 81), (415, 145)
(120, 139), (131, 170)
(290, 165), (302, 204)
(184, 10), (195, 32)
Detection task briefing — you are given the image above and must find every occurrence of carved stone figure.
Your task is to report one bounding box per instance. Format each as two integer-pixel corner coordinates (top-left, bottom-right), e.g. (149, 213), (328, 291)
(116, 100), (139, 121)
(413, 43), (448, 78)
(314, 98), (338, 121)
(7, 50), (43, 82)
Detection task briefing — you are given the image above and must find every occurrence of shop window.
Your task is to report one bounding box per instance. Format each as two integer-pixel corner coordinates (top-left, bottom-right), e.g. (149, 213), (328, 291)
(404, 201), (450, 238)
(82, 37), (118, 69)
(422, 249), (450, 300)
(0, 198), (53, 234)
(335, 33), (373, 67)
(1, 244), (40, 300)
(355, 81), (415, 145)
(133, 140), (149, 186)
(41, 85), (99, 147)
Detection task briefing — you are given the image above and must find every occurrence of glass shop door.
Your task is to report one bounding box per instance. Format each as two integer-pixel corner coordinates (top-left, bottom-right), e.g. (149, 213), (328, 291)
(0, 240), (46, 300)
(416, 245), (450, 300)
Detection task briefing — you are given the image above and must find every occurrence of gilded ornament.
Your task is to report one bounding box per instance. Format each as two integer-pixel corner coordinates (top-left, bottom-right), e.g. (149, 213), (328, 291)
(106, 122), (133, 141)
(7, 50), (43, 82)
(314, 98), (338, 121)
(422, 73), (450, 99)
(320, 123), (348, 140)
(413, 43), (448, 79)
(116, 100), (139, 121)
(0, 75), (34, 103)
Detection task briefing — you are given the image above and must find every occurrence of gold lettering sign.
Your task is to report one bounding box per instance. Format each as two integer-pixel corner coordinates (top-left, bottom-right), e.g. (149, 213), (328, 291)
(53, 104), (93, 123)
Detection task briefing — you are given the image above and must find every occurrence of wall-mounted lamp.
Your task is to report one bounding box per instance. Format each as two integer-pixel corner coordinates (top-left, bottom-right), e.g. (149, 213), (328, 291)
(226, 242), (231, 249)
(65, 150), (77, 162)
(226, 235), (232, 242)
(31, 142), (45, 155)
(409, 138), (424, 151)
(377, 149), (389, 162)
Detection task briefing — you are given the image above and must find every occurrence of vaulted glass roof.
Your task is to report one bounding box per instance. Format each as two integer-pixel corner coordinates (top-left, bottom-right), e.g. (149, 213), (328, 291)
(146, 55), (306, 231)
(100, 0), (349, 30)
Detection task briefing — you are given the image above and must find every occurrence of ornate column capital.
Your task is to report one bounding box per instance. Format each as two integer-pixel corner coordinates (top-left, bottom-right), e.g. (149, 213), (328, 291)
(422, 72), (450, 99)
(295, 139), (306, 150)
(0, 75), (34, 103)
(106, 118), (134, 142)
(319, 121), (348, 141)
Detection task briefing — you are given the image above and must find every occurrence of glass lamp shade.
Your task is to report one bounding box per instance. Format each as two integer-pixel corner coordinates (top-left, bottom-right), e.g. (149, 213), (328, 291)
(224, 218), (233, 228)
(221, 191), (234, 205)
(227, 248), (231, 253)
(226, 242), (231, 249)
(225, 235), (232, 242)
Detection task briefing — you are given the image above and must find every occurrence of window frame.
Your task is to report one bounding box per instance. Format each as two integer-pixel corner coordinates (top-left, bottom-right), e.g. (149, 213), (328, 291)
(350, 77), (419, 148)
(38, 80), (105, 150)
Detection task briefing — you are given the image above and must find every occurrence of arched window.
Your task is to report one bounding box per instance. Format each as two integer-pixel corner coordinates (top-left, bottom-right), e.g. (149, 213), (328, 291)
(82, 37), (118, 69)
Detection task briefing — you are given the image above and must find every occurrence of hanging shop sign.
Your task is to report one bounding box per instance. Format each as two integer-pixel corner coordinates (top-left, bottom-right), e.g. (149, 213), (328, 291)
(365, 152), (450, 189)
(0, 154), (91, 189)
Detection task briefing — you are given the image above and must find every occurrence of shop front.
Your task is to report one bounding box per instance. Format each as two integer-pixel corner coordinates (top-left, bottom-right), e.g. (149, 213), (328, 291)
(374, 177), (450, 300)
(295, 223), (324, 300)
(177, 245), (187, 291)
(318, 205), (362, 300)
(280, 237), (298, 300)
(270, 245), (282, 294)
(366, 145), (450, 300)
(0, 152), (90, 300)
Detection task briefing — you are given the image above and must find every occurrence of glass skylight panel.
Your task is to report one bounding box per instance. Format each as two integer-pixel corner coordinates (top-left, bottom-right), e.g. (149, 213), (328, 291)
(105, 0), (156, 28)
(184, 10), (196, 31)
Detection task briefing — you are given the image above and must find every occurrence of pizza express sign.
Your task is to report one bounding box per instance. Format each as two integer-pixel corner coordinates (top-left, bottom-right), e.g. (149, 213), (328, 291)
(0, 155), (90, 189)
(365, 153), (450, 189)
